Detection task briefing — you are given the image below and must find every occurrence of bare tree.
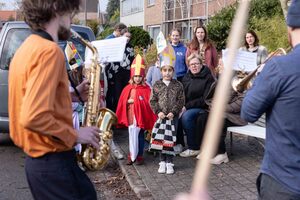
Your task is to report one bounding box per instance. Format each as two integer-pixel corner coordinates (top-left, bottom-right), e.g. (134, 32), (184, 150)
(12, 0), (21, 10)
(0, 2), (6, 10)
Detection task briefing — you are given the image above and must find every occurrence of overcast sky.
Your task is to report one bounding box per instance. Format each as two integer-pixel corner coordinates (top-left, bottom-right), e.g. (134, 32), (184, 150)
(1, 0), (108, 12)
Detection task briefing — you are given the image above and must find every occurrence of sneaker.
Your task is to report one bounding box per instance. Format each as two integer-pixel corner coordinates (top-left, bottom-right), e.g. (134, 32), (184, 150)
(113, 149), (124, 160)
(158, 161), (166, 173)
(210, 152), (229, 165)
(136, 156), (144, 165)
(179, 149), (200, 157)
(174, 144), (183, 154)
(166, 163), (174, 174)
(196, 153), (202, 160)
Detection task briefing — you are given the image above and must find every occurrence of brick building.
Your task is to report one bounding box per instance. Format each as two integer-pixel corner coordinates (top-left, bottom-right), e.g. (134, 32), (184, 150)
(161, 0), (236, 41)
(0, 10), (18, 21)
(120, 0), (236, 41)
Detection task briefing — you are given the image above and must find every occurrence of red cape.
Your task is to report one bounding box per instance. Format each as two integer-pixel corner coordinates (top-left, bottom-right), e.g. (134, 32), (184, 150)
(116, 84), (157, 130)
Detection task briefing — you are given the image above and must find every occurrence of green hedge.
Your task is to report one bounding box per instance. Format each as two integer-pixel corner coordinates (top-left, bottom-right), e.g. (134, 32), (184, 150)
(128, 26), (152, 49)
(207, 0), (288, 52)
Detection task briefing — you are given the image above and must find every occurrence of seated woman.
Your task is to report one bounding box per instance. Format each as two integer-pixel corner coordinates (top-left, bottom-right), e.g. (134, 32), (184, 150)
(178, 53), (215, 157)
(239, 30), (268, 66)
(195, 68), (248, 164)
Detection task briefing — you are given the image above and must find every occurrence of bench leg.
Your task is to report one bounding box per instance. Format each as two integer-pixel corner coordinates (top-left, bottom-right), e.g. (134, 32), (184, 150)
(229, 132), (233, 155)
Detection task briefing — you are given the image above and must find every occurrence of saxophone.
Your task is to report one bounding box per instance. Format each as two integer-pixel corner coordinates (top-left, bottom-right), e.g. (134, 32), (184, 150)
(70, 29), (117, 171)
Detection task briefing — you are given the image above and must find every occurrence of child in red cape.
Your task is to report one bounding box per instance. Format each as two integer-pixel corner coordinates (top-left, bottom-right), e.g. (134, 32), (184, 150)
(116, 54), (157, 165)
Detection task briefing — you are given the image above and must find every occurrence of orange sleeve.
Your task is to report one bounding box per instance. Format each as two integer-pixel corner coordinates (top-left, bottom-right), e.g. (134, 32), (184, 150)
(20, 45), (77, 148)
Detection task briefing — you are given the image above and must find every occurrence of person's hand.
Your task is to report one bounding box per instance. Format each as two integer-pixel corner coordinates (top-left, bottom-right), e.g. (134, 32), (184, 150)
(166, 112), (174, 120)
(174, 190), (209, 200)
(127, 99), (134, 104)
(179, 107), (186, 118)
(76, 79), (90, 102)
(76, 126), (100, 149)
(158, 112), (166, 119)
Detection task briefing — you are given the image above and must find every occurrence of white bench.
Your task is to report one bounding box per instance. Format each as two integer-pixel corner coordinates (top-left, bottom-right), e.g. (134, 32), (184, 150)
(227, 114), (266, 153)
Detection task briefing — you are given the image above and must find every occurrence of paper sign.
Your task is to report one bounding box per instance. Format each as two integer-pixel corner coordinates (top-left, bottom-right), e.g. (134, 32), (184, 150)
(156, 31), (167, 54)
(222, 49), (257, 72)
(85, 37), (127, 64)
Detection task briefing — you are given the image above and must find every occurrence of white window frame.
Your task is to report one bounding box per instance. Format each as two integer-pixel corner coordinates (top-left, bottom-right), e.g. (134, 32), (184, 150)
(121, 0), (144, 17)
(148, 0), (155, 6)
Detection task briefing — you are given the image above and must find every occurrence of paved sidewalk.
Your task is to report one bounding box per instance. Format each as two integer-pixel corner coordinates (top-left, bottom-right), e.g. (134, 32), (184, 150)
(113, 128), (264, 200)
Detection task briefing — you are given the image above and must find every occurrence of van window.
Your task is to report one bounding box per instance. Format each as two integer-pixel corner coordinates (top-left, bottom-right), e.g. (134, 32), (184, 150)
(58, 31), (91, 70)
(0, 28), (31, 70)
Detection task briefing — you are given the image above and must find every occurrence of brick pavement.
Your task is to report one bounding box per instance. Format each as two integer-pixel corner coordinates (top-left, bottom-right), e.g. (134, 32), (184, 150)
(113, 128), (264, 200)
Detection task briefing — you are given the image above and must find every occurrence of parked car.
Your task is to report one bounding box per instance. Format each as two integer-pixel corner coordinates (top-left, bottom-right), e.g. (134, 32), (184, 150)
(0, 21), (95, 133)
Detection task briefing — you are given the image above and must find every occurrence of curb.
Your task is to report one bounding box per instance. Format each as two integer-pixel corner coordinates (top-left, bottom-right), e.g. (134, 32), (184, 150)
(113, 143), (154, 200)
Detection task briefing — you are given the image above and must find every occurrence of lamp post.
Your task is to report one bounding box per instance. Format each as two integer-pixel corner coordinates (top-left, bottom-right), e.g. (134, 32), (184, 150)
(84, 0), (87, 25)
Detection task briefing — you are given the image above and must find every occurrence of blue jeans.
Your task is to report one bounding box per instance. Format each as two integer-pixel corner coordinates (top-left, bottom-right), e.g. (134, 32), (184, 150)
(180, 108), (204, 150)
(257, 173), (300, 200)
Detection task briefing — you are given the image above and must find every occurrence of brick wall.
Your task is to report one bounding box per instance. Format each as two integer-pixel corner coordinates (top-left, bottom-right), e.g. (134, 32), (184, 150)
(144, 0), (163, 27)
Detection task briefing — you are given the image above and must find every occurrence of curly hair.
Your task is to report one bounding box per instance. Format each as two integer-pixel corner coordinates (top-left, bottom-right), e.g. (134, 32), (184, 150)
(22, 0), (81, 30)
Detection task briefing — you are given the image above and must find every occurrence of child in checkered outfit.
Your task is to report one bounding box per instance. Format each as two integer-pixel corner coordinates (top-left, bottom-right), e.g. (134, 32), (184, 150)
(150, 62), (185, 174)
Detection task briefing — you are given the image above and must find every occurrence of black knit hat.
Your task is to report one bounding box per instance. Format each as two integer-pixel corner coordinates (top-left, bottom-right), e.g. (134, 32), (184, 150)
(287, 0), (300, 28)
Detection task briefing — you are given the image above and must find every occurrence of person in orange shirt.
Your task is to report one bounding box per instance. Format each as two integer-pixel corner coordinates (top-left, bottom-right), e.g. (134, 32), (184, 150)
(8, 1), (99, 199)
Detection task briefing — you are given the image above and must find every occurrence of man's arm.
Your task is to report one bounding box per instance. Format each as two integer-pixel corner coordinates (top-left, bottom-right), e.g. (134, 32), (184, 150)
(241, 60), (281, 122)
(20, 46), (77, 148)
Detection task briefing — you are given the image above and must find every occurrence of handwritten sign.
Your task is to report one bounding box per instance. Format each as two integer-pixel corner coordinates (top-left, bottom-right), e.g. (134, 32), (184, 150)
(85, 37), (127, 64)
(222, 49), (257, 72)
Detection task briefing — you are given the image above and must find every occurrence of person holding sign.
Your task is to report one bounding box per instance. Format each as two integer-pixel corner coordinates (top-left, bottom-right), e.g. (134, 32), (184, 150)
(239, 30), (268, 66)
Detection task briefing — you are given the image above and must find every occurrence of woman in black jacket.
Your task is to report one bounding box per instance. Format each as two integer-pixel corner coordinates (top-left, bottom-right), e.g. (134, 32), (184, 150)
(178, 53), (215, 157)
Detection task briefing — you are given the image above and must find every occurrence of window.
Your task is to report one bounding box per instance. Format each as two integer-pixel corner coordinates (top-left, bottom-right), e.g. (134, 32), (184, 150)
(58, 32), (90, 63)
(121, 0), (144, 16)
(0, 28), (91, 71)
(148, 0), (155, 6)
(0, 28), (31, 70)
(148, 25), (160, 40)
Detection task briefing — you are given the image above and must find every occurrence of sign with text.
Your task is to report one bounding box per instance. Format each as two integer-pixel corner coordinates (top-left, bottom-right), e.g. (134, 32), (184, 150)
(222, 49), (257, 72)
(85, 37), (127, 64)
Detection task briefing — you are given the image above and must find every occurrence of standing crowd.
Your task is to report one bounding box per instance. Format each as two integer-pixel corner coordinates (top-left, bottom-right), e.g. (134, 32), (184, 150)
(7, 0), (300, 199)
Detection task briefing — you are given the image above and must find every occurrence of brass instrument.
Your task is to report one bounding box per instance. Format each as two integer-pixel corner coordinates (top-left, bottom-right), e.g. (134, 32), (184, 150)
(232, 47), (290, 93)
(70, 29), (117, 171)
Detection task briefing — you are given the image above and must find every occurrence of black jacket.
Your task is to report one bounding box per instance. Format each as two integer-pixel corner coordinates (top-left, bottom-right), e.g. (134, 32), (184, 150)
(182, 66), (215, 109)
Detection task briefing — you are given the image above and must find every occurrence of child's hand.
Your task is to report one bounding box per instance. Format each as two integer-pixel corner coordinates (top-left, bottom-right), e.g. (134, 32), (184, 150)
(179, 107), (186, 118)
(166, 112), (174, 120)
(127, 99), (134, 104)
(158, 112), (166, 119)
